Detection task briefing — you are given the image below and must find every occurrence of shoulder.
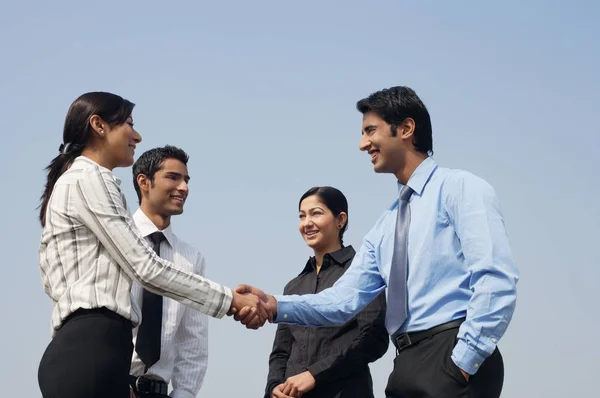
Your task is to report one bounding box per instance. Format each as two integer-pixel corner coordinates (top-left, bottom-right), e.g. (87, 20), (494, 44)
(72, 159), (122, 193)
(78, 159), (114, 180)
(283, 271), (309, 295)
(441, 168), (497, 199)
(440, 168), (501, 218)
(339, 245), (357, 268)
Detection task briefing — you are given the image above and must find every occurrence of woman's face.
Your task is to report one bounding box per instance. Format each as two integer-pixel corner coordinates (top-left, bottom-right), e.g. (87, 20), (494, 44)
(298, 195), (341, 252)
(104, 115), (142, 168)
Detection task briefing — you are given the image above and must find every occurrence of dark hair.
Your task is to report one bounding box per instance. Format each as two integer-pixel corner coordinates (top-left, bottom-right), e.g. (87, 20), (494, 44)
(299, 186), (349, 245)
(132, 145), (190, 204)
(356, 86), (433, 155)
(39, 92), (135, 226)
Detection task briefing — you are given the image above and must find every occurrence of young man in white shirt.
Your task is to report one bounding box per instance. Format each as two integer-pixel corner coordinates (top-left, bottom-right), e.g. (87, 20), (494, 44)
(129, 145), (208, 398)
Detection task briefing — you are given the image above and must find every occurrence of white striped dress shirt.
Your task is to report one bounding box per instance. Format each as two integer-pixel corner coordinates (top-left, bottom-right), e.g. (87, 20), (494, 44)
(130, 210), (208, 398)
(39, 156), (232, 334)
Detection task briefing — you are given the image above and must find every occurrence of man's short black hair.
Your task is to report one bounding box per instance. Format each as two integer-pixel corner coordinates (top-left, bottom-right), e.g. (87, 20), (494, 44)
(357, 86), (433, 155)
(132, 145), (189, 204)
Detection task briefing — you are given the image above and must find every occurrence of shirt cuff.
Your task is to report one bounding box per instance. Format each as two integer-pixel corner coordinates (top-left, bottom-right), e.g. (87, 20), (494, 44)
(451, 339), (487, 375)
(170, 389), (195, 398)
(306, 363), (326, 382)
(214, 286), (233, 319)
(273, 295), (294, 323)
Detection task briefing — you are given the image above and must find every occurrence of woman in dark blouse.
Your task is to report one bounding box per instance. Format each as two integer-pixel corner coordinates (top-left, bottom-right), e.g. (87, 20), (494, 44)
(265, 186), (389, 398)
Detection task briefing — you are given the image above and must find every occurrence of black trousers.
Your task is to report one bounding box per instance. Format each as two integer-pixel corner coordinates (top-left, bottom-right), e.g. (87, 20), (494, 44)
(385, 327), (504, 398)
(38, 308), (134, 398)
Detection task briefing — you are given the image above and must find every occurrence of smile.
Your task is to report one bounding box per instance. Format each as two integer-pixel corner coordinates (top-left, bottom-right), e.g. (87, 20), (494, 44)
(305, 230), (318, 238)
(369, 150), (380, 163)
(171, 196), (185, 204)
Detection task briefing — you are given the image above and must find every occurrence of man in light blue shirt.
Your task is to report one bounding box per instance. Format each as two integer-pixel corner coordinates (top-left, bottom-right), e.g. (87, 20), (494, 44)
(237, 86), (518, 398)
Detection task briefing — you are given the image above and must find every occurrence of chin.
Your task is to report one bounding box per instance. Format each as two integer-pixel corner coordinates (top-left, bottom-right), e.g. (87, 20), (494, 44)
(373, 164), (385, 173)
(374, 162), (394, 174)
(119, 156), (135, 168)
(168, 207), (184, 215)
(304, 239), (320, 250)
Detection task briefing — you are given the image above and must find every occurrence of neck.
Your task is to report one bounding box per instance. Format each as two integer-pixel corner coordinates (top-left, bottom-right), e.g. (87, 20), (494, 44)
(140, 203), (171, 230)
(81, 147), (115, 170)
(394, 151), (428, 185)
(314, 241), (342, 273)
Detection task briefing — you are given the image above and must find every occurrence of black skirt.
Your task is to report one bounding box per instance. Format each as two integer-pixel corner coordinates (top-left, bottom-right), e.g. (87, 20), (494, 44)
(38, 307), (134, 398)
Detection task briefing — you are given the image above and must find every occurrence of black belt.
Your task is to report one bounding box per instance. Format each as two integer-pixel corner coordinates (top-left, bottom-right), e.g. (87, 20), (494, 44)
(129, 375), (168, 396)
(392, 318), (465, 354)
(61, 307), (131, 329)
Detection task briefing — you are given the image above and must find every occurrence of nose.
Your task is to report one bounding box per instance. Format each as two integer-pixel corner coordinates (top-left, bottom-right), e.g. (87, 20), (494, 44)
(304, 217), (315, 228)
(177, 181), (189, 194)
(359, 134), (370, 152)
(133, 129), (142, 144)
(299, 216), (312, 230)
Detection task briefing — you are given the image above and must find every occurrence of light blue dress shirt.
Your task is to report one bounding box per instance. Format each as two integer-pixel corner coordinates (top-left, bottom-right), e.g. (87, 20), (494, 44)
(274, 157), (519, 374)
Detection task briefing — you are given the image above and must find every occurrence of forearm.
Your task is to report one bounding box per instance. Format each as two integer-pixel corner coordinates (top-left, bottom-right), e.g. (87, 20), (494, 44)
(75, 168), (232, 318)
(171, 304), (209, 397)
(447, 171), (519, 374)
(452, 269), (517, 374)
(265, 369), (286, 398)
(170, 354), (207, 398)
(266, 323), (293, 396)
(275, 252), (386, 326)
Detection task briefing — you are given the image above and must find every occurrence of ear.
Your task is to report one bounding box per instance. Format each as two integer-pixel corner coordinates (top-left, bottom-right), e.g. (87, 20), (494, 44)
(89, 115), (107, 138)
(336, 212), (348, 229)
(136, 174), (151, 196)
(398, 117), (416, 140)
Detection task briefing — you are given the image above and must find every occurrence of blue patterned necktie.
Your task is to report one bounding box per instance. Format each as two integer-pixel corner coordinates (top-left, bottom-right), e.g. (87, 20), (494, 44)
(385, 185), (414, 335)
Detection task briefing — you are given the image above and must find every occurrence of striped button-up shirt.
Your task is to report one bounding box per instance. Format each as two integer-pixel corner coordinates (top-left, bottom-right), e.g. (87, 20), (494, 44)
(39, 156), (232, 334)
(130, 210), (208, 398)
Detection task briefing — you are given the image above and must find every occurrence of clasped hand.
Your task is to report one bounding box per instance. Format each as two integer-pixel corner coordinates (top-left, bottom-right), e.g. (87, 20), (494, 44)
(228, 284), (277, 329)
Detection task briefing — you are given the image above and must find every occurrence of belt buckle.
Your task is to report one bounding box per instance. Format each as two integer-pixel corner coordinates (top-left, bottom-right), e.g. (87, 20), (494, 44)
(135, 377), (145, 393)
(136, 377), (167, 395)
(395, 333), (412, 353)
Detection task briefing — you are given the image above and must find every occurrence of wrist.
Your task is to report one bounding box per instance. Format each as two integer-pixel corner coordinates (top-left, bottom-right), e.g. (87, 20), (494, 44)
(268, 294), (278, 319)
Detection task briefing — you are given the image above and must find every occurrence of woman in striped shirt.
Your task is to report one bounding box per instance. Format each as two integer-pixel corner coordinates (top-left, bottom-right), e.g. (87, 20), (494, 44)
(37, 92), (266, 398)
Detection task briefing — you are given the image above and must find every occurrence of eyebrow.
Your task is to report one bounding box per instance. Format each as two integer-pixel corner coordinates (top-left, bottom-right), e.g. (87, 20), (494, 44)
(363, 125), (376, 134)
(299, 206), (324, 213)
(164, 171), (191, 182)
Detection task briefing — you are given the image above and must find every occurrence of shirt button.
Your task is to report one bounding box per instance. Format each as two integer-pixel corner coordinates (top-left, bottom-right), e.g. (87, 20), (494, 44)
(474, 363), (479, 368)
(283, 314), (288, 319)
(491, 338), (497, 343)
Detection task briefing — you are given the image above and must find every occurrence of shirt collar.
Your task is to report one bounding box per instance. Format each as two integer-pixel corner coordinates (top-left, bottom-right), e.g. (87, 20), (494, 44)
(299, 245), (356, 275)
(132, 209), (175, 247)
(73, 156), (121, 186)
(397, 156), (438, 197)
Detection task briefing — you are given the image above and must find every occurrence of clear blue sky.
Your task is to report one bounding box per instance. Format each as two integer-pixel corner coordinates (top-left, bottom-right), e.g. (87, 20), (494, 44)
(1, 1), (598, 397)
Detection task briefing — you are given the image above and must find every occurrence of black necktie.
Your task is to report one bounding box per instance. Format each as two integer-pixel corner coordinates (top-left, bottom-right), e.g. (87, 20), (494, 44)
(135, 231), (166, 369)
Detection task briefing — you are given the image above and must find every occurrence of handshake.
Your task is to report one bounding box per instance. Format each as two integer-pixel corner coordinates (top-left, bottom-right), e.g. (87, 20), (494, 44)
(227, 284), (278, 329)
